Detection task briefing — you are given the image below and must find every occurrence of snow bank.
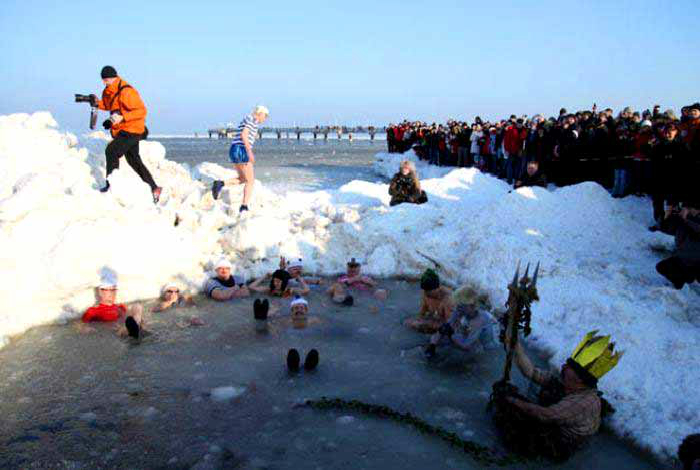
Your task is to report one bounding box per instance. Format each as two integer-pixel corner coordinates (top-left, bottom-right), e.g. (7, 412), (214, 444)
(0, 113), (698, 458)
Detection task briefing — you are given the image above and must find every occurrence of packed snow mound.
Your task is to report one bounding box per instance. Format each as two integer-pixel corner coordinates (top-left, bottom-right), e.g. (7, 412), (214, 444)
(0, 114), (698, 459)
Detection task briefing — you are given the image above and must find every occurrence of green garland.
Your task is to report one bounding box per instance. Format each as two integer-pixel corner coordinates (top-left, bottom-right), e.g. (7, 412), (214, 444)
(303, 397), (524, 467)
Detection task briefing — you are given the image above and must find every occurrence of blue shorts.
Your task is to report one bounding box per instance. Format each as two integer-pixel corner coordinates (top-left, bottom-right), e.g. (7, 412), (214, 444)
(228, 144), (249, 164)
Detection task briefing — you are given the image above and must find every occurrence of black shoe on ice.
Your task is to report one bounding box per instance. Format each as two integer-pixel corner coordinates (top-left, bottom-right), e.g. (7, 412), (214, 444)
(212, 180), (224, 200)
(99, 181), (110, 193)
(287, 349), (301, 372)
(304, 349), (319, 371)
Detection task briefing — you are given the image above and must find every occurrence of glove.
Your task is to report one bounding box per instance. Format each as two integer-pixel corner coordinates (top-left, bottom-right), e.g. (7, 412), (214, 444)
(89, 94), (98, 107)
(110, 113), (124, 124)
(102, 119), (112, 130)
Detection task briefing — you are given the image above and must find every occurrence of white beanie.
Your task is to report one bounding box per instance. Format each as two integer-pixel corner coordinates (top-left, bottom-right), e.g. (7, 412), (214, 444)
(214, 258), (232, 270)
(641, 120), (652, 128)
(98, 274), (118, 289)
(290, 296), (308, 312)
(287, 258), (303, 269)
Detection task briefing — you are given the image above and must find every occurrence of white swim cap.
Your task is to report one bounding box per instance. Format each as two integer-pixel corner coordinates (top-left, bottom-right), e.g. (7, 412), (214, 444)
(288, 258), (303, 269)
(214, 258), (232, 270)
(253, 105), (269, 116)
(290, 296), (308, 311)
(98, 274), (118, 289)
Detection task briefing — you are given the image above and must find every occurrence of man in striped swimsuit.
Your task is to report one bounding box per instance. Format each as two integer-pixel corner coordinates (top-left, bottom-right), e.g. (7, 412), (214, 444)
(212, 105), (269, 212)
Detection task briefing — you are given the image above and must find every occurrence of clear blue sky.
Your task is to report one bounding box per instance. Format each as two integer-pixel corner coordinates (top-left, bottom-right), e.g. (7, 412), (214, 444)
(1, 0), (698, 133)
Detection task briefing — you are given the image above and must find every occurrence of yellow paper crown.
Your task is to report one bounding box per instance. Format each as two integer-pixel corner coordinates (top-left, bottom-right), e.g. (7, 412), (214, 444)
(569, 330), (623, 380)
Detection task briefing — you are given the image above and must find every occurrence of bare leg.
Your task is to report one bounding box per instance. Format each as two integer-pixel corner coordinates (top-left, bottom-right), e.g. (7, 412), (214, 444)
(237, 163), (254, 206)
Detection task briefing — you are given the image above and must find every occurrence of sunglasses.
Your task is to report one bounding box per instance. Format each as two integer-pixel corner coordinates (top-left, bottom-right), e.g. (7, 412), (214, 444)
(99, 288), (117, 291)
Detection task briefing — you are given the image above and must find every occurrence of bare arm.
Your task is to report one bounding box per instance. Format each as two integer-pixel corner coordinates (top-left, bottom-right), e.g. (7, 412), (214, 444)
(211, 288), (235, 301)
(248, 275), (269, 293)
(292, 277), (310, 295)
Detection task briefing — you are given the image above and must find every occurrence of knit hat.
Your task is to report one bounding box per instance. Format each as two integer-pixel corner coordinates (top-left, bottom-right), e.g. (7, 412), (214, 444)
(420, 269), (440, 291)
(98, 274), (118, 289)
(214, 258), (232, 270)
(689, 103), (700, 112)
(100, 66), (118, 79)
(287, 258), (303, 269)
(640, 120), (652, 128)
(290, 295), (309, 312)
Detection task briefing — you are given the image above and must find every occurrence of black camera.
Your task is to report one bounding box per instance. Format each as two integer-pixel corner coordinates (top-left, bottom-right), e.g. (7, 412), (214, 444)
(75, 94), (97, 106)
(74, 94), (98, 129)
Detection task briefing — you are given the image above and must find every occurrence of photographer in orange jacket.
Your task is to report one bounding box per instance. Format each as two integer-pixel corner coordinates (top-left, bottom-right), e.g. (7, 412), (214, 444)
(96, 66), (161, 203)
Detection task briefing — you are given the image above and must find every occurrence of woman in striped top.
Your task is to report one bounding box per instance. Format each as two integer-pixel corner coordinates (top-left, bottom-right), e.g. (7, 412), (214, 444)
(212, 105), (269, 212)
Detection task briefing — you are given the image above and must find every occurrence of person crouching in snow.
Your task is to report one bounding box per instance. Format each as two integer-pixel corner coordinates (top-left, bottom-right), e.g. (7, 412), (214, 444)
(404, 269), (453, 334)
(655, 202), (700, 289)
(204, 259), (250, 301)
(81, 276), (145, 339)
(424, 284), (495, 357)
(152, 283), (195, 312)
(388, 160), (428, 206)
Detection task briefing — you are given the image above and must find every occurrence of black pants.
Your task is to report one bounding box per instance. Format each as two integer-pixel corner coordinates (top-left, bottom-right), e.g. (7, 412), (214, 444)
(105, 132), (157, 191)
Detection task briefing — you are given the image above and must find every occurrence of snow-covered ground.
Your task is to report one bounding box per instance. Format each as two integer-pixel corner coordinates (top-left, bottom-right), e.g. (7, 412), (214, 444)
(0, 112), (698, 459)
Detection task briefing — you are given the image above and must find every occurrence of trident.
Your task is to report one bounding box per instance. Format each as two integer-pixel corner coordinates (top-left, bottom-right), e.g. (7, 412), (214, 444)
(501, 261), (540, 383)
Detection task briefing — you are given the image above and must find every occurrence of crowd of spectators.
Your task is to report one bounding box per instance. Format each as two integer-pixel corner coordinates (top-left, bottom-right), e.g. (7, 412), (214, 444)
(386, 103), (699, 210)
(386, 103), (700, 289)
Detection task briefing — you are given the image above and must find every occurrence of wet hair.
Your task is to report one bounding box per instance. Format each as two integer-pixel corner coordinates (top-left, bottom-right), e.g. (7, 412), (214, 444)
(678, 434), (700, 470)
(270, 269), (291, 293)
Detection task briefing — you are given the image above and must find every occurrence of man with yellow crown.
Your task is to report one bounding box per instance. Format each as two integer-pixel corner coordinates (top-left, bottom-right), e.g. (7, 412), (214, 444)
(490, 264), (623, 460)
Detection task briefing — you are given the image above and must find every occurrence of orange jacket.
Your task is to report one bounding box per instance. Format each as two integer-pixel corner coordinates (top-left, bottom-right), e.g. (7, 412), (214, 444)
(97, 77), (147, 137)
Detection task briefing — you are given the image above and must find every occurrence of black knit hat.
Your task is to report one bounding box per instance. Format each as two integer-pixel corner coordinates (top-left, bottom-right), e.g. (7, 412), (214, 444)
(420, 269), (440, 291)
(100, 66), (118, 79)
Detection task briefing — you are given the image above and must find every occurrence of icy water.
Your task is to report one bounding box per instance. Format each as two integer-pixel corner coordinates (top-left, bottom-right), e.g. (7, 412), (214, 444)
(158, 138), (384, 193)
(0, 280), (662, 469)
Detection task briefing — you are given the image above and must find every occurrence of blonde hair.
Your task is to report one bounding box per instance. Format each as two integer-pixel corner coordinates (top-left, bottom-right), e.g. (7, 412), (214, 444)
(399, 160), (421, 190)
(452, 282), (491, 310)
(253, 105), (269, 116)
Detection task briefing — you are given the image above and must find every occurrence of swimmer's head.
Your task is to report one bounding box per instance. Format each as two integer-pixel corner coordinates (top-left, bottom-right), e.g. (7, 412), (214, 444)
(287, 258), (303, 277)
(420, 269), (440, 292)
(162, 283), (180, 301)
(452, 284), (490, 318)
(346, 258), (361, 277)
(290, 295), (309, 317)
(214, 259), (233, 280)
(97, 276), (118, 304)
(270, 269), (291, 294)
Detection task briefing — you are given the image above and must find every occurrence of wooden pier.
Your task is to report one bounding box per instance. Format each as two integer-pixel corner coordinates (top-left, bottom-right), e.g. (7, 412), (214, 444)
(207, 125), (384, 140)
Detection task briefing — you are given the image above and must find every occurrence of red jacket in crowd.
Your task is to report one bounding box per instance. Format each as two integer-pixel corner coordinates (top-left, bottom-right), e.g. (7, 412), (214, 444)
(504, 125), (527, 156)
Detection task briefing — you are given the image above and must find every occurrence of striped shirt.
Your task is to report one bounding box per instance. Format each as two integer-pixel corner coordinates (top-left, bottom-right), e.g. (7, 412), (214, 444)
(231, 114), (259, 147)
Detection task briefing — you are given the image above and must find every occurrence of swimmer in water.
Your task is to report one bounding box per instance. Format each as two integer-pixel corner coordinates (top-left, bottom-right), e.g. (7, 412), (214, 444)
(152, 283), (195, 312)
(80, 275), (146, 339)
(249, 269), (310, 297)
(327, 258), (388, 304)
(424, 284), (496, 358)
(204, 258), (250, 301)
(404, 269), (453, 334)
